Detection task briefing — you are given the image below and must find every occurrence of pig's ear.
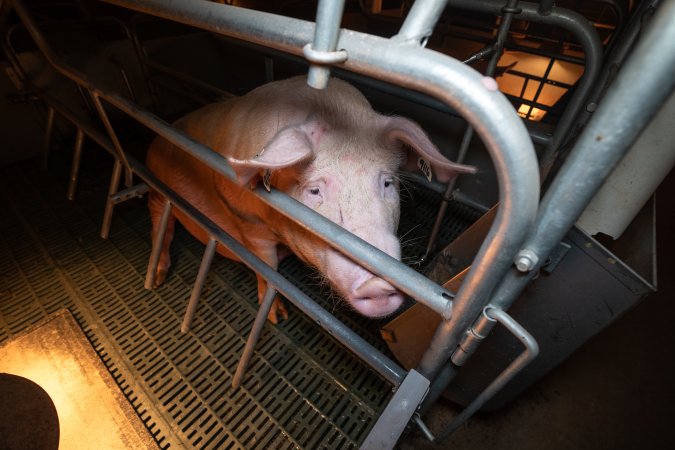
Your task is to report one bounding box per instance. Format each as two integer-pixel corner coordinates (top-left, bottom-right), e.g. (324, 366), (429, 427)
(382, 116), (476, 183)
(227, 123), (317, 186)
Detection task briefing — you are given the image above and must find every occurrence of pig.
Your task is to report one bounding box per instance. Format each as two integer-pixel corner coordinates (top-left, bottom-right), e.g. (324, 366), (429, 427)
(146, 76), (475, 323)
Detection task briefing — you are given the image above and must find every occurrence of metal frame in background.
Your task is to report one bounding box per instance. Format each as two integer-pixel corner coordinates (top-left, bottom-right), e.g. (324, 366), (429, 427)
(6, 0), (540, 447)
(415, 0), (675, 436)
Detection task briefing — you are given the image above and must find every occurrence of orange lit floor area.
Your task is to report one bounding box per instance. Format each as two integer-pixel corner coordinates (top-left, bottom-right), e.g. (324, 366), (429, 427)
(0, 149), (479, 449)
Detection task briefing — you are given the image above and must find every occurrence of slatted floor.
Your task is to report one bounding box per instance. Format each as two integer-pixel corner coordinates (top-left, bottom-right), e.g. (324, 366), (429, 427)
(0, 148), (480, 449)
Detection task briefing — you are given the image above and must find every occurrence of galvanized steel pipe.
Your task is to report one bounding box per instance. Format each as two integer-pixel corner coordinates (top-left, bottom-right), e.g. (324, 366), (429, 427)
(100, 0), (539, 360)
(446, 0), (603, 176)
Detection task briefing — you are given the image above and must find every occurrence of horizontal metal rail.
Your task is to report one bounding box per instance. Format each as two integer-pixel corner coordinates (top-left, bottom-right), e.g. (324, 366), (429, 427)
(13, 0), (539, 409)
(100, 0), (539, 384)
(12, 70), (410, 385)
(130, 155), (408, 385)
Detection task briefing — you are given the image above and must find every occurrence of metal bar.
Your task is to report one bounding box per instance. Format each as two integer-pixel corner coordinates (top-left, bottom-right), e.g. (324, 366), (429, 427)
(17, 0), (539, 393)
(446, 0), (603, 179)
(99, 0), (539, 337)
(181, 237), (218, 333)
(144, 200), (172, 290)
(40, 105), (55, 171)
(66, 128), (85, 201)
(129, 158), (407, 386)
(306, 0), (345, 89)
(416, 308), (539, 442)
(518, 0), (675, 274)
(554, 0), (661, 168)
(359, 369), (430, 450)
(232, 285), (278, 389)
(395, 0), (449, 46)
(421, 0), (521, 263)
(420, 0), (675, 412)
(108, 56), (138, 103)
(89, 93), (133, 187)
(100, 158), (123, 239)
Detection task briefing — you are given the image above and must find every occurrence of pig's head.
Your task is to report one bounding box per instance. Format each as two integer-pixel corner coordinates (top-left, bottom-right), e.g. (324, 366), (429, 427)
(228, 113), (475, 318)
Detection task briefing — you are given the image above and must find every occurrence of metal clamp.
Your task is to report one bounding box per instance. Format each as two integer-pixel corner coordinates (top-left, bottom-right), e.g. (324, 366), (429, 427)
(303, 43), (348, 65)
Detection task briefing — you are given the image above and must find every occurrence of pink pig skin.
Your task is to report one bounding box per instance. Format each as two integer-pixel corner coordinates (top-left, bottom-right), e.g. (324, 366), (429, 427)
(146, 76), (475, 323)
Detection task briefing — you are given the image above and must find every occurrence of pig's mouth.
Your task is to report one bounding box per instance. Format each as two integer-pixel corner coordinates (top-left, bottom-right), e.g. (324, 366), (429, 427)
(348, 276), (404, 318)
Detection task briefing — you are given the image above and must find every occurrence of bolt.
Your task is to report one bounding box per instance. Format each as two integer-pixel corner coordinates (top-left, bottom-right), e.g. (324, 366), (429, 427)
(515, 249), (539, 272)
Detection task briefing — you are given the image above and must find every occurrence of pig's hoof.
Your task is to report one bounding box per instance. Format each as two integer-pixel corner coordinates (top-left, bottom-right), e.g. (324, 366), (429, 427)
(153, 269), (168, 289)
(267, 298), (289, 324)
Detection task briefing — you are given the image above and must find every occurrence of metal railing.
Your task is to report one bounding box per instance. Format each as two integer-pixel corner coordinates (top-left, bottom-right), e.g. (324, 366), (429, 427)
(10, 0), (672, 447)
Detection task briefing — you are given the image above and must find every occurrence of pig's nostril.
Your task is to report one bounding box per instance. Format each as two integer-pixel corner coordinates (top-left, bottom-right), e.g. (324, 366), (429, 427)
(349, 277), (404, 318)
(352, 277), (400, 301)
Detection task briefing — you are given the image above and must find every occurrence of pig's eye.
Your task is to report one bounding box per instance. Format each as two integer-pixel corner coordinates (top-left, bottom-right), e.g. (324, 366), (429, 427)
(309, 187), (321, 195)
(383, 178), (394, 188)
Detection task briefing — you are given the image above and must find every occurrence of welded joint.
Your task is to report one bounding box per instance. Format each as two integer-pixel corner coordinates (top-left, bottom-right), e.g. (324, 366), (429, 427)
(514, 248), (539, 272)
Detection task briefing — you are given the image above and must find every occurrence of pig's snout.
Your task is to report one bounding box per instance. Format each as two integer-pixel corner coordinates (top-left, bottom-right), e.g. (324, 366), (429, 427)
(349, 276), (404, 318)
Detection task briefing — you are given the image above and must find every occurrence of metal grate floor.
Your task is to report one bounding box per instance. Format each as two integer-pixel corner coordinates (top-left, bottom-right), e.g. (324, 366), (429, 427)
(0, 149), (480, 449)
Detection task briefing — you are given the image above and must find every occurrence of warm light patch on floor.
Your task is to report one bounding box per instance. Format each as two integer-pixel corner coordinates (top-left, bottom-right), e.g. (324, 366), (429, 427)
(0, 310), (157, 449)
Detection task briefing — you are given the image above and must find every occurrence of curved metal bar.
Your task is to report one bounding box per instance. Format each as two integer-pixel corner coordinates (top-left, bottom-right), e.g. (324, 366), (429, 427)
(100, 0), (539, 346)
(520, 0), (675, 272)
(415, 307), (539, 443)
(446, 0), (603, 177)
(18, 0), (539, 386)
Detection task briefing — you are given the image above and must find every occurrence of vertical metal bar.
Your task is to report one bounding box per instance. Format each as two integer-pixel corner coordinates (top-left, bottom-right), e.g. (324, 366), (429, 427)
(144, 200), (172, 290)
(100, 158), (123, 239)
(89, 92), (133, 187)
(306, 0), (345, 89)
(40, 106), (55, 171)
(108, 57), (138, 103)
(421, 0), (521, 263)
(232, 285), (277, 389)
(420, 126), (474, 262)
(445, 0), (603, 181)
(66, 128), (85, 201)
(395, 0), (449, 45)
(421, 0), (675, 413)
(181, 237), (217, 333)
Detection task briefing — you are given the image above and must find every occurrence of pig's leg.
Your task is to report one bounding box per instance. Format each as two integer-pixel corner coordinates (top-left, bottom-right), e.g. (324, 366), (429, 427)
(251, 243), (288, 324)
(255, 274), (288, 324)
(148, 191), (176, 288)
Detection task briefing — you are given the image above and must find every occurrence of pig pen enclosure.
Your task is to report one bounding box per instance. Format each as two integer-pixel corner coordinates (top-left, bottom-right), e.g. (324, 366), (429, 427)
(0, 0), (673, 449)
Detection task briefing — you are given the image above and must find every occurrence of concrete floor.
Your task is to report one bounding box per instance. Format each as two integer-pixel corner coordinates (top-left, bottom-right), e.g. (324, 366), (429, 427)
(399, 170), (675, 450)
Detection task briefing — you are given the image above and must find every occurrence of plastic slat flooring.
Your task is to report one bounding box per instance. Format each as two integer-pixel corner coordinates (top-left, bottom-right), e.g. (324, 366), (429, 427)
(0, 153), (480, 449)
